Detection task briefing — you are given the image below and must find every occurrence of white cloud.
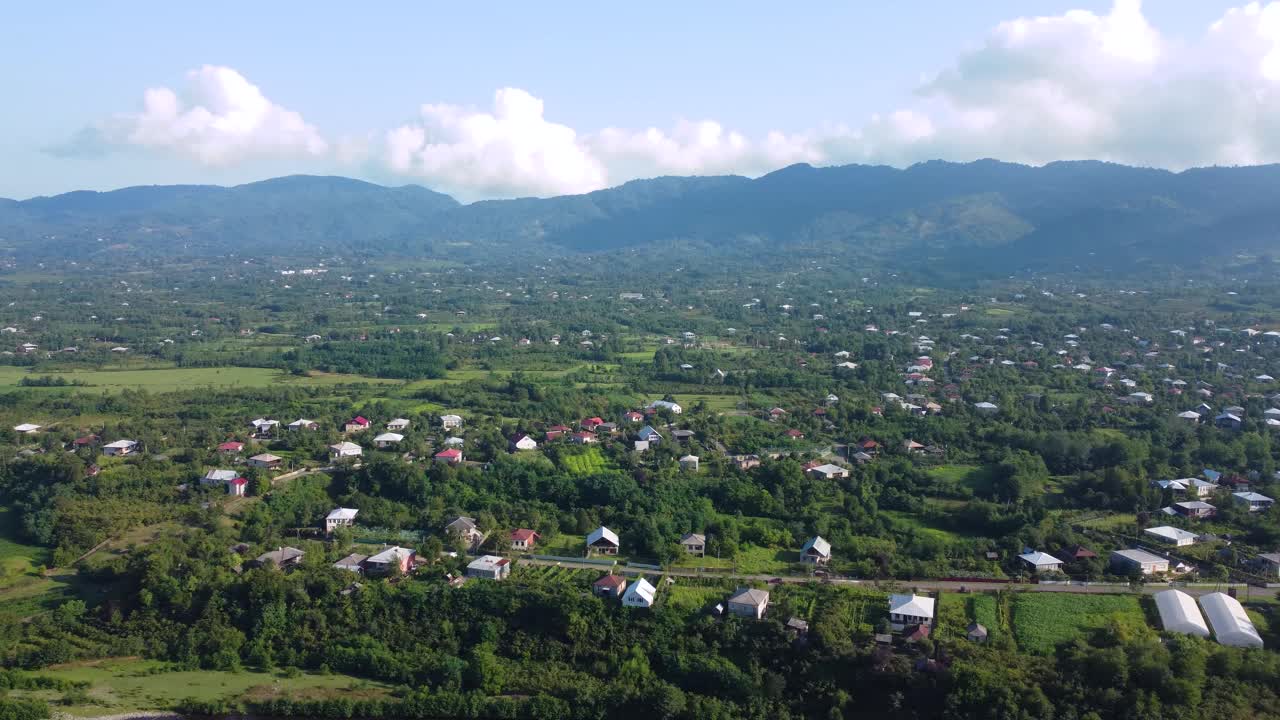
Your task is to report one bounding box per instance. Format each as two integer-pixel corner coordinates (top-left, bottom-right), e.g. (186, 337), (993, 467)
(53, 65), (327, 164)
(383, 88), (606, 200)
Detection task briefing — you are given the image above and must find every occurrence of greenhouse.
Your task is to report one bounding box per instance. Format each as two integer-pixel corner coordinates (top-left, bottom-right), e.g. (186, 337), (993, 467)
(1153, 589), (1209, 637)
(1199, 592), (1264, 648)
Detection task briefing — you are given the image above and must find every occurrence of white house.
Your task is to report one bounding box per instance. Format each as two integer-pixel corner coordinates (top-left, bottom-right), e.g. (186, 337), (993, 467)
(1144, 525), (1198, 547)
(440, 414), (463, 430)
(1234, 491), (1274, 512)
(373, 433), (403, 449)
(1111, 548), (1169, 575)
(287, 419), (320, 431)
(103, 439), (139, 456)
(888, 593), (935, 630)
(1018, 551), (1064, 573)
(329, 441), (363, 460)
(509, 433), (538, 451)
(646, 400), (682, 414)
(800, 536), (832, 565)
(466, 555), (511, 581)
(325, 507), (358, 533)
(679, 455), (700, 471)
(726, 587), (770, 619)
(587, 526), (620, 555)
(386, 418), (410, 431)
(622, 577), (657, 608)
(201, 468), (239, 486)
(365, 546), (415, 575)
(807, 463), (848, 480)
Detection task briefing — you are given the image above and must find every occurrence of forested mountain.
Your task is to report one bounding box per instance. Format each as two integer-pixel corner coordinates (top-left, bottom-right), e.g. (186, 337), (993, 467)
(3, 161), (1279, 273)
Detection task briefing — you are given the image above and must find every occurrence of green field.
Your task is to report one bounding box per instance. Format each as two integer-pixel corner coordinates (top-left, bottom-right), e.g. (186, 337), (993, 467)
(558, 446), (610, 475)
(0, 366), (399, 393)
(0, 506), (77, 618)
(672, 394), (743, 412)
(8, 657), (392, 716)
(664, 584), (728, 613)
(1010, 593), (1149, 654)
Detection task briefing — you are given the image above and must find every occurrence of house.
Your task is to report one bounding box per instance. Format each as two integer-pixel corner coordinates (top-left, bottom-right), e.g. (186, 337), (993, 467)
(622, 577), (657, 608)
(545, 425), (571, 441)
(1019, 551), (1064, 573)
(466, 555), (511, 581)
(1062, 545), (1097, 561)
(445, 516), (485, 547)
(570, 431), (597, 445)
(217, 441), (244, 454)
(509, 433), (537, 451)
(637, 426), (662, 444)
(102, 439), (139, 456)
(1154, 478), (1189, 493)
(786, 617), (810, 635)
(1126, 392), (1154, 404)
(1173, 500), (1216, 519)
(250, 418), (279, 437)
(386, 418), (410, 431)
(443, 436), (465, 447)
(785, 429), (805, 440)
(1145, 525), (1198, 546)
(1189, 479), (1218, 498)
(226, 477), (248, 496)
(857, 439), (881, 454)
(966, 623), (989, 643)
(248, 453), (283, 470)
(365, 546), (416, 575)
(671, 429), (695, 442)
(1234, 492), (1274, 512)
(888, 594), (935, 630)
(580, 417), (604, 431)
(1199, 592), (1264, 648)
(807, 463), (848, 480)
(679, 455), (700, 471)
(255, 546), (304, 569)
(440, 414), (463, 430)
(1111, 548), (1169, 575)
(1177, 410), (1202, 423)
(1258, 553), (1280, 577)
(329, 442), (363, 461)
(288, 419), (320, 431)
(434, 448), (463, 465)
(646, 400), (682, 414)
(1215, 412), (1242, 430)
(72, 434), (100, 449)
(201, 468), (239, 486)
(593, 574), (627, 598)
(726, 587), (770, 619)
(333, 553), (368, 573)
(800, 536), (832, 565)
(587, 526), (620, 555)
(325, 507), (359, 533)
(510, 528), (540, 551)
(623, 411), (644, 423)
(373, 433), (403, 449)
(973, 401), (999, 414)
(1154, 589), (1210, 638)
(681, 533), (706, 556)
(733, 454), (761, 470)
(903, 440), (925, 454)
(12, 423), (40, 434)
(344, 416), (371, 433)
(634, 440), (651, 453)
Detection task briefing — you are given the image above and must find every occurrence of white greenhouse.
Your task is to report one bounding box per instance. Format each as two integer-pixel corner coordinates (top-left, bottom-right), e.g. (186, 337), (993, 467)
(1199, 592), (1264, 648)
(1153, 589), (1209, 638)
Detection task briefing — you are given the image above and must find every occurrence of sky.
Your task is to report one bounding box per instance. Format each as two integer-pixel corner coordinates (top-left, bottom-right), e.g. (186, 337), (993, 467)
(3, 0), (1278, 201)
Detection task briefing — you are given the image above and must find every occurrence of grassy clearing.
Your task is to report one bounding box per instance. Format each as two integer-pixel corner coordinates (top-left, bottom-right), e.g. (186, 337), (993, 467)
(0, 506), (47, 579)
(1078, 513), (1137, 531)
(727, 544), (794, 574)
(970, 593), (1005, 641)
(672, 394), (742, 412)
(882, 510), (969, 542)
(664, 585), (728, 614)
(1010, 593), (1149, 654)
(0, 366), (397, 393)
(558, 446), (611, 476)
(927, 464), (981, 483)
(10, 657), (392, 716)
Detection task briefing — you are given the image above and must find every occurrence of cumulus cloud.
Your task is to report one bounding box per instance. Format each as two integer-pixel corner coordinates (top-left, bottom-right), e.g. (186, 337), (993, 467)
(50, 65), (327, 164)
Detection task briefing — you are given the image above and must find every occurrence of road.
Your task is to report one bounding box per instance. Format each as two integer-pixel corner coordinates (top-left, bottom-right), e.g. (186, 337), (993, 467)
(518, 557), (1279, 599)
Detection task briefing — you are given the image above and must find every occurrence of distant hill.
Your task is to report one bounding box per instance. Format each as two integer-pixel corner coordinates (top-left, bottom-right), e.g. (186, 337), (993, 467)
(3, 162), (1279, 274)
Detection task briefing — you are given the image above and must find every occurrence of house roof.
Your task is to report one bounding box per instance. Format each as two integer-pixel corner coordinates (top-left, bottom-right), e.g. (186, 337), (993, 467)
(349, 416), (370, 425)
(1019, 551), (1064, 567)
(367, 546), (414, 565)
(467, 555), (510, 572)
(446, 516), (477, 532)
(250, 453), (282, 463)
(587, 526), (619, 546)
(103, 439), (138, 449)
(728, 587), (770, 607)
(217, 441), (244, 450)
(373, 433), (403, 443)
(511, 528), (539, 542)
(889, 593), (935, 619)
(1145, 526), (1198, 542)
(326, 507), (359, 521)
(435, 448), (462, 459)
(624, 578), (657, 604)
(810, 463), (845, 476)
(333, 553), (368, 570)
(1234, 491), (1273, 502)
(801, 536), (832, 558)
(594, 574), (626, 589)
(256, 547), (304, 565)
(288, 418), (317, 427)
(681, 533), (706, 545)
(967, 622), (988, 638)
(330, 441), (362, 453)
(204, 469), (238, 482)
(1112, 548), (1167, 565)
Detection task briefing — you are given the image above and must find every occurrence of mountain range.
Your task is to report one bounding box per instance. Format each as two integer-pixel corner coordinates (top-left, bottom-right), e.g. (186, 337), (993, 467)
(3, 160), (1278, 275)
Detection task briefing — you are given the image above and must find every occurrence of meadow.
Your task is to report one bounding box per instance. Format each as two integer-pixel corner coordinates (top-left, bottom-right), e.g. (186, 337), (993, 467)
(1009, 593), (1148, 654)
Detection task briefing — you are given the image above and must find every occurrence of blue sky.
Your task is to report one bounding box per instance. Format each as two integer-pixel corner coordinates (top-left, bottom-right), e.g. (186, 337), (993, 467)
(1, 1), (1271, 200)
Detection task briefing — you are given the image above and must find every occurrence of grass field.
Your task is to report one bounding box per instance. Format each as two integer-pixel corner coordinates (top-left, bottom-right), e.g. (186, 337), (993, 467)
(882, 510), (969, 542)
(558, 446), (611, 476)
(9, 657), (392, 716)
(927, 464), (981, 483)
(664, 585), (728, 613)
(0, 506), (47, 579)
(1010, 593), (1148, 654)
(0, 506), (79, 618)
(672, 394), (743, 412)
(0, 366), (398, 393)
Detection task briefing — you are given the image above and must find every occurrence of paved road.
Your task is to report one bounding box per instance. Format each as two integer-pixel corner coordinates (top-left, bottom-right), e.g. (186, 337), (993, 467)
(518, 557), (1279, 599)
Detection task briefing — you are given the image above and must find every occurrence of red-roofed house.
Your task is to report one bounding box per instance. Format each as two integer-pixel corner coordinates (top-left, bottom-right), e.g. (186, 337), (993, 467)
(581, 417), (604, 430)
(73, 434), (100, 448)
(545, 425), (571, 441)
(510, 529), (540, 550)
(226, 477), (248, 497)
(571, 431), (598, 444)
(344, 416), (371, 433)
(434, 448), (463, 465)
(594, 574), (627, 598)
(785, 429), (805, 439)
(623, 411), (644, 423)
(217, 441), (245, 454)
